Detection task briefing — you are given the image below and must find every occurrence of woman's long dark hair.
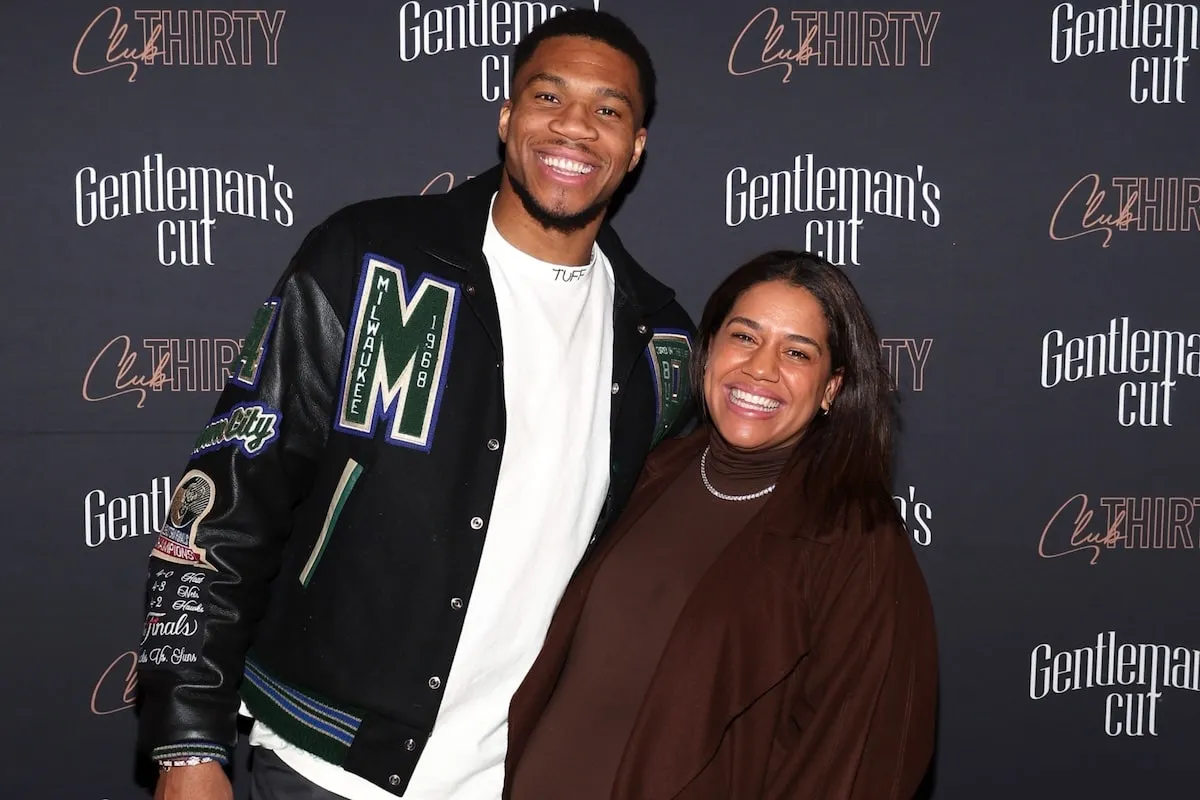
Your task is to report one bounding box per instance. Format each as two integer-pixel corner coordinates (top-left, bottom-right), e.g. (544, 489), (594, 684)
(692, 250), (901, 536)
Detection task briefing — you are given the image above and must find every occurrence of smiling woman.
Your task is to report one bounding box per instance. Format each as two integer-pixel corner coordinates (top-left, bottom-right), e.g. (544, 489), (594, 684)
(504, 250), (938, 800)
(691, 250), (900, 532)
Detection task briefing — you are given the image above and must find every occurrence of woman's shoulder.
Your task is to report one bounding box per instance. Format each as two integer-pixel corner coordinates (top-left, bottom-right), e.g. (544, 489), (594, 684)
(807, 508), (927, 593)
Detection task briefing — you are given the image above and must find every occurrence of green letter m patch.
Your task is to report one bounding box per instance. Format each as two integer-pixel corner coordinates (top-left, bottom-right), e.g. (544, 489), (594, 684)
(334, 255), (461, 452)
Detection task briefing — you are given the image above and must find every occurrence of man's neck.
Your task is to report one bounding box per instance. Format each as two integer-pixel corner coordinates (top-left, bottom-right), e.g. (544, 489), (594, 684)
(491, 181), (605, 267)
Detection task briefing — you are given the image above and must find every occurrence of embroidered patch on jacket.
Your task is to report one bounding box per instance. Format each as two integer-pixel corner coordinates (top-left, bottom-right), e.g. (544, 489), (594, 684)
(646, 329), (693, 447)
(334, 254), (461, 452)
(142, 561), (210, 662)
(141, 571), (208, 666)
(229, 297), (281, 389)
(150, 470), (217, 570)
(191, 402), (281, 459)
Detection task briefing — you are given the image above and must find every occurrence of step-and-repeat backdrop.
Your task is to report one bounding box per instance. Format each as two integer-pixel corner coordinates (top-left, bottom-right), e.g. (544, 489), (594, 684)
(2, 1), (1196, 797)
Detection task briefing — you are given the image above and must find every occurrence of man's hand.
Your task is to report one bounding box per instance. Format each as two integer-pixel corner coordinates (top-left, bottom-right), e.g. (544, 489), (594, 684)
(154, 761), (233, 800)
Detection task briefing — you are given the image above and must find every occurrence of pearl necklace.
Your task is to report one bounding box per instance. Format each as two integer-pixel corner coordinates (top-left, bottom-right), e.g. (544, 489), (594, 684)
(699, 446), (777, 502)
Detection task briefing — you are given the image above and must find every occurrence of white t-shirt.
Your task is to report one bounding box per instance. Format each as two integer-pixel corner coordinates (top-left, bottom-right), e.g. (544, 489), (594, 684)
(244, 195), (615, 799)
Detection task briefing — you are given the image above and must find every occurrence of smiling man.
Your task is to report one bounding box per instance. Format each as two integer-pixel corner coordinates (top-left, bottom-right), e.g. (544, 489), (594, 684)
(494, 34), (646, 264)
(136, 9), (696, 800)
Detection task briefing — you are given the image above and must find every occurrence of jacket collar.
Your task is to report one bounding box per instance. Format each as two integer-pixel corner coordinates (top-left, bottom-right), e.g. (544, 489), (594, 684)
(414, 164), (678, 314)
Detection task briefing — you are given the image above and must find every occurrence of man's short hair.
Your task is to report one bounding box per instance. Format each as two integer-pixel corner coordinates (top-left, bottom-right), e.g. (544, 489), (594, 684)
(512, 9), (657, 124)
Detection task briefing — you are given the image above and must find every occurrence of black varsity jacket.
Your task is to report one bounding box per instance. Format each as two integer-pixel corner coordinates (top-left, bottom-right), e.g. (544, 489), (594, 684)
(135, 165), (697, 794)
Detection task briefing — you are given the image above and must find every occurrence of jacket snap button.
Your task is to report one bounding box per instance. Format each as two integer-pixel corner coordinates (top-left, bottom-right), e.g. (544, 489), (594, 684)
(487, 438), (499, 451)
(428, 676), (442, 689)
(450, 597), (464, 610)
(404, 739), (416, 751)
(611, 382), (620, 395)
(637, 324), (647, 334)
(470, 516), (483, 530)
(465, 284), (476, 295)
(389, 774), (401, 786)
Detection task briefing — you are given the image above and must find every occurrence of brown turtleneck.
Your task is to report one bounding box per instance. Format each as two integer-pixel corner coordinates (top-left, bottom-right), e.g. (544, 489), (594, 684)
(510, 432), (791, 800)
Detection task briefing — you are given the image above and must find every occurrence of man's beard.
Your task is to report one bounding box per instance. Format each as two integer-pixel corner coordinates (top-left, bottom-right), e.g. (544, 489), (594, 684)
(507, 167), (608, 234)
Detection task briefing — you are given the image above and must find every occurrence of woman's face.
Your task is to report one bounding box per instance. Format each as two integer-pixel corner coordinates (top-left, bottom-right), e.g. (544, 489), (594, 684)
(702, 280), (842, 452)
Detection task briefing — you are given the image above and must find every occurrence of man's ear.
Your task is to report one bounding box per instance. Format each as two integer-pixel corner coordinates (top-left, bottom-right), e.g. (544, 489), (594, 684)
(627, 128), (647, 173)
(498, 99), (513, 143)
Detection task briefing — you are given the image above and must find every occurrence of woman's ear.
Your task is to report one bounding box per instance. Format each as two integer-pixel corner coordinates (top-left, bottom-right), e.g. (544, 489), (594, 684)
(821, 369), (844, 411)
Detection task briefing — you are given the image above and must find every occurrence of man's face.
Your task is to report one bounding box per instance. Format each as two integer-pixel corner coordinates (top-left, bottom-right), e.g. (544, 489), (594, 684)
(498, 35), (647, 233)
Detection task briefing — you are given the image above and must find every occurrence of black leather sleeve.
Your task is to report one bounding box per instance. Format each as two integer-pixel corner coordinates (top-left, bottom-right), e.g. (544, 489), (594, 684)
(135, 220), (349, 763)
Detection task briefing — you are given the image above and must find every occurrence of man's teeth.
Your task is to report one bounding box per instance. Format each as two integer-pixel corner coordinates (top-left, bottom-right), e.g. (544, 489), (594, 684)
(541, 155), (594, 175)
(730, 388), (780, 411)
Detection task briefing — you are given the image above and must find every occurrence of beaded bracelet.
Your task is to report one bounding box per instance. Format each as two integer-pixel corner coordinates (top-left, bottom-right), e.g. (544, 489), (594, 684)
(158, 755), (216, 772)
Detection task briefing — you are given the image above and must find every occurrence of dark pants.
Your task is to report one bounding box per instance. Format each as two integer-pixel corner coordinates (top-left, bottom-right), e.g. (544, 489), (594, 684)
(249, 748), (347, 800)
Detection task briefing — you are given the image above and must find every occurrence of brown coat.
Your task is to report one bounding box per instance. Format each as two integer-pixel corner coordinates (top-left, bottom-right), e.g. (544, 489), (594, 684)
(504, 430), (938, 800)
